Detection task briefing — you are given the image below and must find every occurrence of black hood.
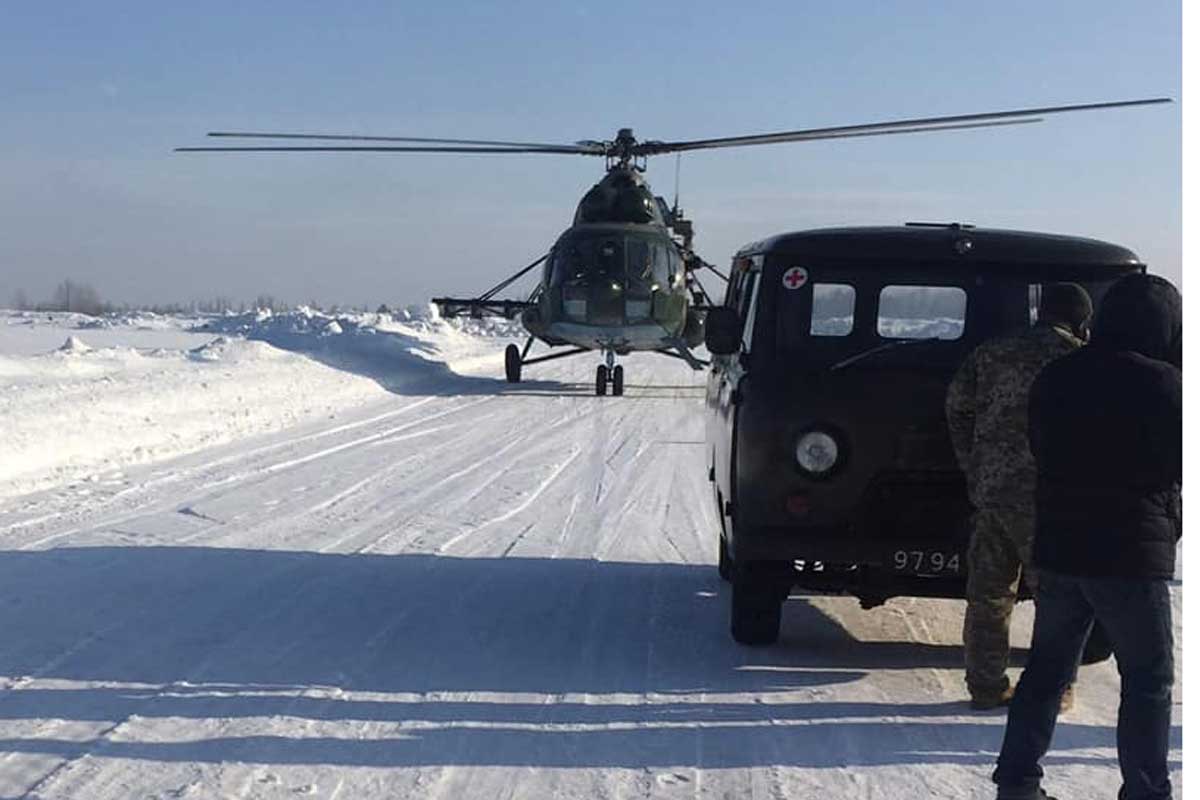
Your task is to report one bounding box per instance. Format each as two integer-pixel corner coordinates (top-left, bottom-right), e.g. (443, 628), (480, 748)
(1091, 273), (1182, 367)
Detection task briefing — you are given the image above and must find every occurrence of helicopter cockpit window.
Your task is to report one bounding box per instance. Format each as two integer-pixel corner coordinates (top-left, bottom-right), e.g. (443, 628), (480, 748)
(810, 284), (856, 336)
(553, 239), (620, 286)
(652, 243), (671, 288)
(667, 248), (682, 287)
(551, 235), (674, 295)
(555, 245), (587, 285)
(626, 239), (651, 291)
(626, 240), (672, 292)
(877, 285), (967, 340)
(597, 240), (623, 281)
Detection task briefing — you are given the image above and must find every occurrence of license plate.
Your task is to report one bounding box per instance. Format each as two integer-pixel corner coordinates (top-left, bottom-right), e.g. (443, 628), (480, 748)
(890, 549), (961, 575)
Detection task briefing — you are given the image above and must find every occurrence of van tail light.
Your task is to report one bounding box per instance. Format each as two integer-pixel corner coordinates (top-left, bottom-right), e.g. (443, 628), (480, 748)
(786, 493), (811, 517)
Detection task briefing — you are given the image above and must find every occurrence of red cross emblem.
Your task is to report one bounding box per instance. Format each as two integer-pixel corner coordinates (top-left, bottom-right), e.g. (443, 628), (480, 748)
(782, 267), (809, 290)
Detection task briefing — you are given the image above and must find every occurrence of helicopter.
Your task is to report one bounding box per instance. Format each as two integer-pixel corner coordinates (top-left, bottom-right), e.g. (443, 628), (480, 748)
(177, 97), (1169, 396)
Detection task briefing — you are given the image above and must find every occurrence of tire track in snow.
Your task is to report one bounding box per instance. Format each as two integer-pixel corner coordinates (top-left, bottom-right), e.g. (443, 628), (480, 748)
(311, 397), (597, 556)
(11, 395), (494, 551)
(0, 396), (441, 536)
(6, 393), (631, 796)
(0, 398), (503, 719)
(3, 395), (457, 550)
(250, 394), (662, 797)
(1, 411), (497, 710)
(0, 397), (523, 796)
(435, 447), (583, 555)
(3, 357), (725, 799)
(380, 395), (621, 558)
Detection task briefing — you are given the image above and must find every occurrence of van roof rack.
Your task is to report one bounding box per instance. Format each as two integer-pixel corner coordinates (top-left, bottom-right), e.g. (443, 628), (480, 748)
(904, 221), (976, 229)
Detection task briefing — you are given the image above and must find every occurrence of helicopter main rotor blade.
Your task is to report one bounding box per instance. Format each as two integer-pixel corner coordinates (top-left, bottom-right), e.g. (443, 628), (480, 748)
(175, 144), (603, 154)
(642, 119), (1048, 156)
(178, 121), (1043, 156)
(635, 97), (1171, 156)
(208, 131), (606, 154)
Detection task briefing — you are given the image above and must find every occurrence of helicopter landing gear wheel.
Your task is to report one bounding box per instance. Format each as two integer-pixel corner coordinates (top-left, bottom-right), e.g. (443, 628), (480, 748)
(595, 365), (608, 396)
(611, 365), (624, 396)
(504, 344), (522, 383)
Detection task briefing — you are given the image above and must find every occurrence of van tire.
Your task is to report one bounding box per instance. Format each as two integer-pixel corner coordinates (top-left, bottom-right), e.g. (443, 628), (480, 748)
(715, 486), (733, 582)
(731, 563), (786, 645)
(718, 535), (733, 582)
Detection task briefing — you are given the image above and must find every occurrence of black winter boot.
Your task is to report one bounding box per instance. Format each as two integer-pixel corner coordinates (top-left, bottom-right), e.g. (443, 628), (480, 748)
(996, 789), (1057, 800)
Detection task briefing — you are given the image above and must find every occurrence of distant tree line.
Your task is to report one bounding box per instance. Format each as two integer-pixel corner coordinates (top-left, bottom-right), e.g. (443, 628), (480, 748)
(4, 282), (383, 316)
(7, 280), (109, 316)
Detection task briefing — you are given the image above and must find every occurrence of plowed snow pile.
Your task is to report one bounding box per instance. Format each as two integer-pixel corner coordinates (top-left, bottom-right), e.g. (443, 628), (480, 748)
(0, 307), (515, 499)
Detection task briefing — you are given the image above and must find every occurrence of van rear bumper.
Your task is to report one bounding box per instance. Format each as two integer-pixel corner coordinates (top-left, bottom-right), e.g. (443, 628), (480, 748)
(733, 524), (965, 561)
(731, 524), (971, 604)
(787, 565), (967, 607)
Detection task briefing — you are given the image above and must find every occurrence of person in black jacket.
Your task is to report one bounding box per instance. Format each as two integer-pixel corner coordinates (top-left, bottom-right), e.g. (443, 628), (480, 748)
(992, 273), (1181, 800)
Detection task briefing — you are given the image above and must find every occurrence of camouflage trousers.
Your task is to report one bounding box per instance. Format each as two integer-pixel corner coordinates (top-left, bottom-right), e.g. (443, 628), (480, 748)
(963, 506), (1036, 699)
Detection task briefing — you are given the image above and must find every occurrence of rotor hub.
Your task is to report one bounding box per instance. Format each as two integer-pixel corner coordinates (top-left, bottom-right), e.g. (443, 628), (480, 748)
(606, 128), (643, 169)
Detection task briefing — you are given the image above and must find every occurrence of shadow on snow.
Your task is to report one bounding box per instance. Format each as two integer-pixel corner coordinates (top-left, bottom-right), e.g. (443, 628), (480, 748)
(0, 547), (1171, 769)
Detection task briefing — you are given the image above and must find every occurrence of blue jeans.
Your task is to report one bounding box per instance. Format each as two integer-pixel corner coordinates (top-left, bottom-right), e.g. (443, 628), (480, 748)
(993, 570), (1174, 800)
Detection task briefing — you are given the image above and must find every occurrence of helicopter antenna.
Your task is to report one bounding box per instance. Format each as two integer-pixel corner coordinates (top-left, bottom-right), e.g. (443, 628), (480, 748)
(672, 154), (682, 218)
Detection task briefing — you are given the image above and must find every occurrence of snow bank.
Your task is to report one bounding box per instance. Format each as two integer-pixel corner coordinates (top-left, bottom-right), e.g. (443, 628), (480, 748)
(197, 304), (524, 342)
(879, 316), (966, 339)
(0, 307), (527, 500)
(0, 334), (392, 499)
(1, 309), (200, 331)
(195, 306), (523, 383)
(57, 335), (93, 353)
(0, 310), (215, 356)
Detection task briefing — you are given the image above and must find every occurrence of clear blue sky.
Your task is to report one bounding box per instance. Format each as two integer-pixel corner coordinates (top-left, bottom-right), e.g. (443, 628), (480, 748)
(0, 0), (1181, 307)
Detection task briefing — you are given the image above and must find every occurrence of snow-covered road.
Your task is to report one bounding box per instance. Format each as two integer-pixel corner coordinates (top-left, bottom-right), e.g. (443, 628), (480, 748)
(0, 313), (1182, 799)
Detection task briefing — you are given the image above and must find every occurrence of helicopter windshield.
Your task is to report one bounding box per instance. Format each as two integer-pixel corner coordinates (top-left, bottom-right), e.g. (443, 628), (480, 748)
(551, 233), (673, 294)
(626, 238), (672, 290)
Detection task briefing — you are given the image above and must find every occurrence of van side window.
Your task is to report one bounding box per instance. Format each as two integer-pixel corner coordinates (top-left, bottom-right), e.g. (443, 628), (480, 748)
(741, 274), (760, 352)
(811, 284), (856, 336)
(721, 258), (760, 353)
(877, 285), (967, 340)
(724, 258), (752, 309)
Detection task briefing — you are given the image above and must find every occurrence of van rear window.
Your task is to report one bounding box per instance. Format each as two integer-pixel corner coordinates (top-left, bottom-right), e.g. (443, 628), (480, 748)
(811, 284), (855, 336)
(877, 286), (966, 340)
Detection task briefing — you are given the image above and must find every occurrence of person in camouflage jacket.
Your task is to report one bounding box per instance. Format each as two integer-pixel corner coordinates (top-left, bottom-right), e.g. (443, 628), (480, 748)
(945, 283), (1092, 709)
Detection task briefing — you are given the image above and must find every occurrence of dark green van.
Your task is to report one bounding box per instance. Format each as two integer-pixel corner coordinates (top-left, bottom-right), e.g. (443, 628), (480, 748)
(703, 224), (1144, 644)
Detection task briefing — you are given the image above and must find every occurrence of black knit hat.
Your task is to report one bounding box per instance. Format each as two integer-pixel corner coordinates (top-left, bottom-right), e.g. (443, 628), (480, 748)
(1039, 282), (1094, 330)
(1092, 273), (1182, 366)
